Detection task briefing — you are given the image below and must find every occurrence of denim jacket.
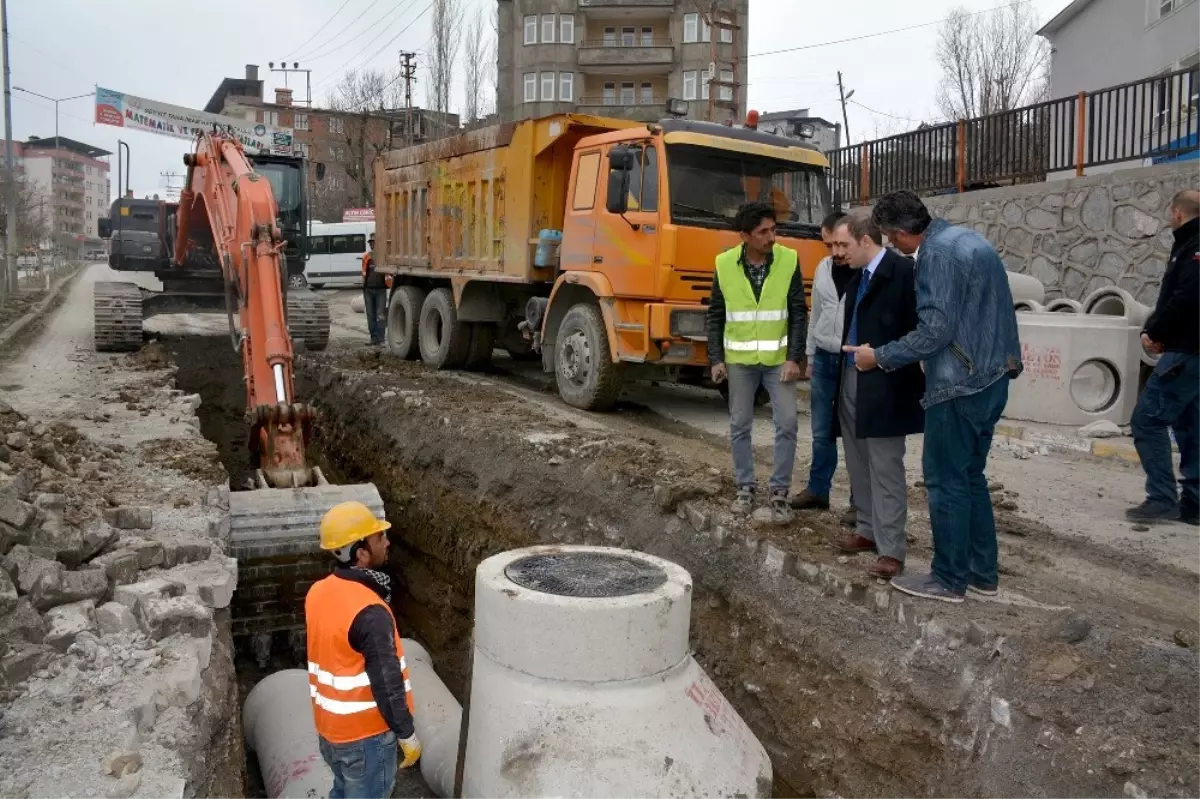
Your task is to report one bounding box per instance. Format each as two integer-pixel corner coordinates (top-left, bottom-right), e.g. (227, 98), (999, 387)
(875, 219), (1023, 408)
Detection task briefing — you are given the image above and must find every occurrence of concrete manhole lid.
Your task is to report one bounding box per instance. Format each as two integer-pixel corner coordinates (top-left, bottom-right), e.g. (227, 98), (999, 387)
(504, 551), (668, 598)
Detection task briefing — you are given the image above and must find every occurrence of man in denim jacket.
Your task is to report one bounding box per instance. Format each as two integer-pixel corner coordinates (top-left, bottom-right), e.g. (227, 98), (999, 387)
(843, 191), (1022, 604)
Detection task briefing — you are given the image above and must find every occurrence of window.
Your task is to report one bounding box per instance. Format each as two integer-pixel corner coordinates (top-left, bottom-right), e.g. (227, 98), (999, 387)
(719, 15), (733, 43)
(683, 71), (697, 101)
(611, 145), (658, 212)
(542, 14), (556, 43)
(719, 70), (734, 102)
(641, 82), (654, 104)
(294, 113), (309, 131)
(329, 117), (344, 134)
(701, 68), (710, 100)
(559, 73), (574, 102)
(603, 82), (616, 105)
(621, 26), (635, 46)
(683, 13), (698, 43)
(603, 26), (617, 46)
(524, 15), (537, 44)
(620, 82), (635, 104)
(541, 72), (555, 101)
(524, 73), (537, 102)
(573, 152), (601, 210)
(309, 236), (328, 255)
(329, 234), (365, 254)
(560, 14), (574, 44)
(640, 26), (653, 46)
(701, 17), (711, 42)
(263, 110), (279, 126)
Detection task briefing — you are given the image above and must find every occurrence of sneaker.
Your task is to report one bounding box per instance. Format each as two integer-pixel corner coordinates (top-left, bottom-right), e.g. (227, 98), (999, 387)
(839, 506), (857, 528)
(731, 486), (756, 516)
(789, 490), (830, 510)
(1125, 501), (1179, 523)
(967, 582), (999, 597)
(768, 491), (794, 524)
(890, 573), (965, 604)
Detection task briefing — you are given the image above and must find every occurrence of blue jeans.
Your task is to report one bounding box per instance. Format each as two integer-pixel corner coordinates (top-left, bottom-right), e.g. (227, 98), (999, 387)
(1131, 352), (1200, 509)
(923, 377), (1010, 594)
(319, 730), (397, 799)
(364, 288), (387, 345)
(728, 363), (798, 493)
(806, 349), (841, 497)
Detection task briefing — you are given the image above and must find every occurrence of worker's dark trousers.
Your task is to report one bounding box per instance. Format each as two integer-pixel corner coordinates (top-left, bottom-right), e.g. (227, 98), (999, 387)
(364, 288), (387, 345)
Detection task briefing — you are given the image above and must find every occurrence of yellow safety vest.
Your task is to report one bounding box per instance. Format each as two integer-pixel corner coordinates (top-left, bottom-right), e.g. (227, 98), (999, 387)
(715, 244), (797, 366)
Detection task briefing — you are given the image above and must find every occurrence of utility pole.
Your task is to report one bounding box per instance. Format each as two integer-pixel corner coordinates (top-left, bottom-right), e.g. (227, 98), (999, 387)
(399, 51), (417, 147)
(837, 71), (854, 147)
(268, 61), (313, 107)
(1, 0), (16, 301)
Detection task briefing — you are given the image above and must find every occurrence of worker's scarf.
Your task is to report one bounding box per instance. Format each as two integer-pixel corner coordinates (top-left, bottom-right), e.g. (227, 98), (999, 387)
(353, 566), (393, 604)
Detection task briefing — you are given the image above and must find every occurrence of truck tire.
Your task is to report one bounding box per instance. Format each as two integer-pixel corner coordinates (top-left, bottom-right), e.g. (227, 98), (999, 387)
(418, 287), (470, 369)
(463, 323), (495, 371)
(387, 285), (426, 360)
(555, 303), (622, 411)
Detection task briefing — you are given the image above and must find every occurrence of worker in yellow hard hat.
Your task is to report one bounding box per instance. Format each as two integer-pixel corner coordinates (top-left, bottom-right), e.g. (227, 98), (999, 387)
(305, 500), (421, 798)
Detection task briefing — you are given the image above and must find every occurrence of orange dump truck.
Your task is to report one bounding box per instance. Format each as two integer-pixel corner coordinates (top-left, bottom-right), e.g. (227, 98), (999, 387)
(374, 113), (830, 410)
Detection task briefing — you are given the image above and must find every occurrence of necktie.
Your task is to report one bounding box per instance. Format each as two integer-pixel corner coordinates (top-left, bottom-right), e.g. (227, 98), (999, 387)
(846, 270), (871, 365)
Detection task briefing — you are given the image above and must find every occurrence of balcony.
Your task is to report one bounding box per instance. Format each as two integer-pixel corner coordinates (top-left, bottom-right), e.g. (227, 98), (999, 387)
(576, 97), (668, 122)
(578, 0), (674, 19)
(578, 39), (674, 72)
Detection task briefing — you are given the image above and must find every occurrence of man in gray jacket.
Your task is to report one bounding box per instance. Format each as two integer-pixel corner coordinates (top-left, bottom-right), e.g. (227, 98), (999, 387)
(792, 212), (855, 526)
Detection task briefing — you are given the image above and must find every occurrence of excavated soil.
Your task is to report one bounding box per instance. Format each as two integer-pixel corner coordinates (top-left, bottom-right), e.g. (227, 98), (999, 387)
(167, 334), (1200, 798)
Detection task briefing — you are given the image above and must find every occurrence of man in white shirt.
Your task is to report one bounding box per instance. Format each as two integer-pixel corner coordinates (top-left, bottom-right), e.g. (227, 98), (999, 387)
(792, 212), (856, 526)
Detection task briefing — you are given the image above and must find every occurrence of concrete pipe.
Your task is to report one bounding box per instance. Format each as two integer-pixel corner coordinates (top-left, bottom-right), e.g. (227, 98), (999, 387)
(462, 545), (772, 798)
(403, 638), (463, 798)
(1081, 286), (1157, 365)
(350, 294), (366, 313)
(1014, 300), (1045, 313)
(243, 669), (333, 799)
(1045, 298), (1083, 314)
(1007, 271), (1046, 306)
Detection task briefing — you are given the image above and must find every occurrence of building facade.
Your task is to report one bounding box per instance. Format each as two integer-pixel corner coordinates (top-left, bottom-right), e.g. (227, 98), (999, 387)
(9, 137), (111, 258)
(1038, 0), (1199, 97)
(756, 109), (841, 153)
(205, 66), (459, 223)
(497, 0), (749, 124)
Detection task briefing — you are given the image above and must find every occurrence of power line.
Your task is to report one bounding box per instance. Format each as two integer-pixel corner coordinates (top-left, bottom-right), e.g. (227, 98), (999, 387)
(850, 99), (946, 125)
(313, 1), (432, 95)
(284, 0), (357, 60)
(748, 0), (1030, 59)
(308, 0), (423, 69)
(296, 0), (387, 61)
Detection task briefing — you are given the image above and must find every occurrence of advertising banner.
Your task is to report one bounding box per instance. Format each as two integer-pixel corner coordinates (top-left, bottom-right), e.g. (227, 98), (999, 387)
(94, 86), (295, 156)
(342, 208), (375, 222)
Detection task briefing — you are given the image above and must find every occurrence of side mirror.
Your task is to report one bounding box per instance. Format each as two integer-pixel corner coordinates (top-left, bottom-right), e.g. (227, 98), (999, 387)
(97, 218), (112, 239)
(315, 162), (326, 181)
(606, 147), (635, 215)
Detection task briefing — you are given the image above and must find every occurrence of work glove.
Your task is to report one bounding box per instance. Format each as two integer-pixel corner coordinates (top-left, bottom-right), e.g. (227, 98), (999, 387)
(399, 733), (422, 769)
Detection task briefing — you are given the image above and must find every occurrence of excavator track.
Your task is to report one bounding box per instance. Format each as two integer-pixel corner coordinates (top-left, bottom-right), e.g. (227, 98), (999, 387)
(287, 291), (331, 352)
(228, 482), (385, 555)
(93, 281), (145, 353)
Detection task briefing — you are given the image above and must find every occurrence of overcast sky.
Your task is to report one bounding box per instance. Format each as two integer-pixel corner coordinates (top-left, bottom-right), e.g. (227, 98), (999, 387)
(2, 0), (1066, 200)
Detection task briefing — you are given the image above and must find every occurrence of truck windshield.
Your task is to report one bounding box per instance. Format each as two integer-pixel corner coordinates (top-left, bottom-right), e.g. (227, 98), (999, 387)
(666, 143), (827, 234)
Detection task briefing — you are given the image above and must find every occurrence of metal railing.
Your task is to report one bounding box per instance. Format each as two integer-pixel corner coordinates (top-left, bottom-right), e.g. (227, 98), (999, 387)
(577, 95), (666, 106)
(579, 37), (674, 48)
(829, 67), (1198, 205)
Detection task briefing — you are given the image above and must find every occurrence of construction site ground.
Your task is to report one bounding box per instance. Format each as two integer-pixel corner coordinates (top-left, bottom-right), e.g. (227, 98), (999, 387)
(1, 268), (1197, 798)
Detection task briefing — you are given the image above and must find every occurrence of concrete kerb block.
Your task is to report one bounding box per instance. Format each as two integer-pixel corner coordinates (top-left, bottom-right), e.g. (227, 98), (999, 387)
(761, 543), (797, 580)
(113, 577), (186, 616)
(96, 601), (139, 636)
(136, 594), (214, 641)
(44, 599), (98, 652)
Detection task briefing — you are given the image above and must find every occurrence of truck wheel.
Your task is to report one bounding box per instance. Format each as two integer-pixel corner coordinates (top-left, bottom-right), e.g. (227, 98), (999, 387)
(555, 303), (622, 411)
(464, 323), (495, 371)
(387, 285), (426, 360)
(418, 287), (469, 369)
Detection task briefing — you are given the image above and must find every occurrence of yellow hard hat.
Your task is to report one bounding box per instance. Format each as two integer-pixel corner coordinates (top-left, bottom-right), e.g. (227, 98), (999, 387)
(320, 501), (391, 552)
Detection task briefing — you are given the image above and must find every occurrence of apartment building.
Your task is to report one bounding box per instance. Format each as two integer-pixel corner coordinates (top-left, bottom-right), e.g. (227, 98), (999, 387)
(497, 0), (749, 124)
(756, 109), (842, 153)
(11, 137), (111, 258)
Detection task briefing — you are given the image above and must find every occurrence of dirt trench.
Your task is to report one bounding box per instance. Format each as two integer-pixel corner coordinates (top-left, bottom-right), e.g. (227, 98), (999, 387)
(169, 337), (1199, 799)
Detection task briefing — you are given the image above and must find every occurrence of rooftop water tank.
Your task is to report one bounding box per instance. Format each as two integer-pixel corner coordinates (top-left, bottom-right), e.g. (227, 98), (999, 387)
(462, 545), (772, 798)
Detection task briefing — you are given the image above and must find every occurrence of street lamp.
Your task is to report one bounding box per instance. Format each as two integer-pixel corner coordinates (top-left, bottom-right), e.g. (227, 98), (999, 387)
(12, 87), (91, 142)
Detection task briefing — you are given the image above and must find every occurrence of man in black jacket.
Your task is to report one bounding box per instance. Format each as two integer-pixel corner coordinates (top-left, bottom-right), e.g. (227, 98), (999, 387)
(1128, 190), (1200, 525)
(707, 203), (807, 523)
(829, 212), (924, 578)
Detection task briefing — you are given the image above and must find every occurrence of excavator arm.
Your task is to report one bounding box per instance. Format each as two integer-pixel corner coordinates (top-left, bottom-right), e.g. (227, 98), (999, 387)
(173, 131), (311, 488)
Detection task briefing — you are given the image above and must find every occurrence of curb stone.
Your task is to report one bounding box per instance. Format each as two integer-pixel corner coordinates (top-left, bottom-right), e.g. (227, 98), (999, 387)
(995, 421), (1146, 466)
(0, 264), (86, 352)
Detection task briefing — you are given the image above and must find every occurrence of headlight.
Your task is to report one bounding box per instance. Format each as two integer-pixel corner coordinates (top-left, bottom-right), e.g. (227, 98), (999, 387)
(669, 309), (706, 337)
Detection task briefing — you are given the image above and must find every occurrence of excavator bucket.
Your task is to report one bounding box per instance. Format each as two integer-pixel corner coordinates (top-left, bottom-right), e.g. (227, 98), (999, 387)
(229, 481), (388, 556)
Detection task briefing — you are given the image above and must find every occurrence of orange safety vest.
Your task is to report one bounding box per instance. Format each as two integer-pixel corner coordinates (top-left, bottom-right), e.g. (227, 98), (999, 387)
(305, 574), (414, 744)
(361, 250), (372, 278)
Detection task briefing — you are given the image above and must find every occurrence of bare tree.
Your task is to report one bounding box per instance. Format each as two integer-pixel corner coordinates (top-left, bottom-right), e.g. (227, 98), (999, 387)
(319, 69), (399, 214)
(427, 0), (465, 124)
(462, 8), (487, 124)
(0, 176), (50, 252)
(934, 4), (1049, 119)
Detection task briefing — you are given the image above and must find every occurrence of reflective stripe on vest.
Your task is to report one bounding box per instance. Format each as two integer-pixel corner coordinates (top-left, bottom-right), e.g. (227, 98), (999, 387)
(305, 575), (415, 744)
(715, 244), (798, 366)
